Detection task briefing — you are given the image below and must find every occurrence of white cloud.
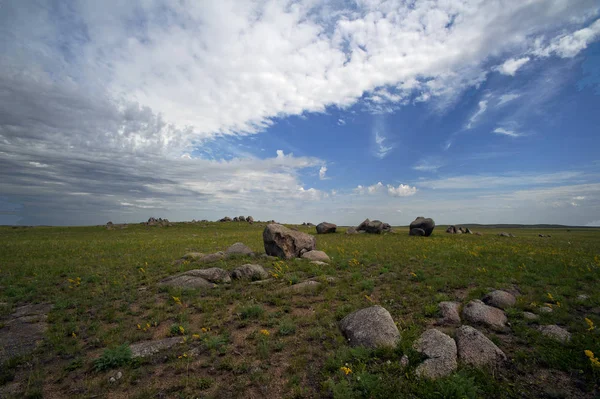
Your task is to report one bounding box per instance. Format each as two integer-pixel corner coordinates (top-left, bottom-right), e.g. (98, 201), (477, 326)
(418, 171), (585, 190)
(533, 18), (600, 58)
(466, 100), (489, 129)
(496, 57), (531, 76)
(337, 119), (346, 126)
(497, 93), (522, 106)
(413, 160), (442, 172)
(319, 165), (328, 180)
(355, 182), (417, 197)
(387, 184), (418, 197)
(493, 127), (522, 137)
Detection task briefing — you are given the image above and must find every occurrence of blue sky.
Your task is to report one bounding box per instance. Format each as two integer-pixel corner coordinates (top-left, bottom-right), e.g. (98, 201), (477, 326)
(0, 0), (599, 226)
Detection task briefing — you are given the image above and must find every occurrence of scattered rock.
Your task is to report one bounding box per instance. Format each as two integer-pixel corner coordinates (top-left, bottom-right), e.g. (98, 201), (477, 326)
(0, 303), (53, 363)
(263, 223), (316, 259)
(233, 217), (239, 222)
(523, 312), (540, 321)
(474, 232), (483, 236)
(498, 232), (515, 237)
(130, 337), (184, 358)
(414, 329), (458, 379)
(577, 294), (589, 301)
(465, 227), (473, 234)
(339, 305), (400, 348)
(437, 302), (461, 325)
(116, 371), (123, 380)
(539, 306), (553, 314)
(538, 325), (571, 343)
(185, 268), (231, 284)
(409, 228), (426, 236)
(158, 273), (215, 289)
(462, 300), (508, 330)
(246, 216), (254, 224)
(310, 261), (329, 266)
(280, 280), (321, 293)
(316, 222), (337, 234)
(400, 354), (410, 369)
(197, 252), (225, 263)
(455, 325), (507, 367)
(445, 226), (456, 234)
(346, 227), (358, 235)
(409, 217), (435, 236)
(301, 250), (330, 262)
(219, 217), (232, 222)
(109, 377), (116, 384)
(181, 252), (204, 260)
(226, 242), (254, 256)
(483, 290), (517, 310)
(231, 264), (269, 281)
(356, 219), (392, 234)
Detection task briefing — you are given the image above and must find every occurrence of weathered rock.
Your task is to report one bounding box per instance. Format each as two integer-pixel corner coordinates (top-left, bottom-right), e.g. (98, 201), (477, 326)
(219, 217), (232, 222)
(238, 216), (245, 221)
(263, 223), (316, 259)
(231, 264), (269, 281)
(414, 329), (458, 379)
(437, 302), (461, 325)
(280, 280), (321, 293)
(316, 222), (337, 234)
(465, 228), (473, 234)
(226, 242), (254, 256)
(523, 312), (540, 321)
(356, 219), (387, 234)
(185, 268), (231, 283)
(483, 290), (517, 310)
(539, 306), (553, 314)
(232, 217), (239, 222)
(462, 300), (508, 330)
(0, 303), (53, 363)
(409, 217), (435, 236)
(538, 325), (571, 343)
(339, 306), (400, 348)
(498, 232), (515, 237)
(181, 252), (204, 260)
(346, 227), (358, 235)
(577, 294), (589, 301)
(246, 216), (254, 223)
(130, 337), (184, 358)
(455, 325), (507, 367)
(310, 261), (329, 266)
(446, 226), (456, 234)
(158, 273), (214, 289)
(301, 250), (330, 262)
(409, 228), (426, 236)
(198, 252), (225, 263)
(458, 227), (465, 233)
(474, 232), (483, 236)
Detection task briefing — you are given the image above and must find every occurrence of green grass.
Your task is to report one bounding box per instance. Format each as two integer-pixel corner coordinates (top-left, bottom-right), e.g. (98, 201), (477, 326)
(0, 222), (599, 398)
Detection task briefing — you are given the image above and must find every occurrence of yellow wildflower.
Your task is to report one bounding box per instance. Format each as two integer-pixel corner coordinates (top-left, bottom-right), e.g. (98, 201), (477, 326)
(172, 296), (182, 306)
(139, 267), (145, 273)
(72, 332), (77, 338)
(137, 324), (141, 330)
(340, 366), (352, 375)
(547, 293), (554, 301)
(585, 318), (595, 331)
(260, 329), (270, 336)
(585, 350), (600, 368)
(179, 326), (185, 334)
(192, 334), (200, 339)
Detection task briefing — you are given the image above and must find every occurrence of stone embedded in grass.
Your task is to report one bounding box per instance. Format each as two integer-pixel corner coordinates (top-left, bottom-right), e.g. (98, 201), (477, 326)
(231, 264), (269, 281)
(310, 260), (329, 266)
(197, 252), (226, 263)
(316, 222), (337, 234)
(577, 294), (589, 301)
(483, 290), (517, 310)
(158, 273), (215, 289)
(537, 325), (571, 343)
(280, 280), (321, 293)
(523, 311), (540, 321)
(498, 232), (515, 237)
(301, 250), (330, 262)
(437, 301), (461, 325)
(462, 299), (508, 330)
(455, 325), (507, 368)
(538, 306), (553, 314)
(339, 305), (400, 349)
(185, 268), (231, 283)
(181, 252), (204, 260)
(0, 303), (53, 363)
(263, 223), (316, 259)
(130, 336), (184, 358)
(225, 242), (254, 256)
(413, 329), (457, 379)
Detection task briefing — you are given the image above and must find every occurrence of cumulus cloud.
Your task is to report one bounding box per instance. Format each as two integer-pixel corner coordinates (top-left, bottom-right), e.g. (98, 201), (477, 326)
(319, 165), (328, 180)
(496, 57), (531, 76)
(355, 182), (417, 197)
(533, 18), (600, 58)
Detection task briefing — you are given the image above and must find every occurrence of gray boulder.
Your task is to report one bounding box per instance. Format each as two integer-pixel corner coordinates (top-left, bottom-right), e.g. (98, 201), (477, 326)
(198, 252), (225, 263)
(231, 264), (269, 281)
(410, 217), (435, 236)
(523, 311), (540, 321)
(263, 223), (316, 259)
(409, 228), (426, 236)
(346, 227), (358, 235)
(437, 302), (461, 325)
(280, 280), (321, 294)
(226, 242), (254, 256)
(455, 325), (507, 367)
(356, 219), (386, 234)
(483, 290), (516, 310)
(232, 217), (239, 222)
(301, 250), (330, 262)
(339, 305), (400, 348)
(316, 222), (337, 234)
(465, 228), (473, 234)
(238, 216), (245, 221)
(158, 273), (214, 289)
(246, 216), (254, 223)
(446, 226), (456, 234)
(185, 268), (231, 283)
(538, 325), (571, 343)
(130, 337), (184, 358)
(181, 252), (204, 261)
(462, 300), (508, 330)
(414, 329), (458, 379)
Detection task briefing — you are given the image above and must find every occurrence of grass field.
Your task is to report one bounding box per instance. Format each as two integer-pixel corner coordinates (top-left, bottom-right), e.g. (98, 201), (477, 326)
(0, 222), (599, 398)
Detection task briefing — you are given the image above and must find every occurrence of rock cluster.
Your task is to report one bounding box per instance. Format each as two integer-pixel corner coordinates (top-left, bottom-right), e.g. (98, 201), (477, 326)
(445, 225), (472, 234)
(219, 216), (254, 223)
(144, 217), (172, 227)
(349, 218), (393, 234)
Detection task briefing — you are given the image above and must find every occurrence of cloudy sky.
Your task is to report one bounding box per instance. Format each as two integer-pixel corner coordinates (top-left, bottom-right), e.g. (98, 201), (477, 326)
(1, 0), (600, 226)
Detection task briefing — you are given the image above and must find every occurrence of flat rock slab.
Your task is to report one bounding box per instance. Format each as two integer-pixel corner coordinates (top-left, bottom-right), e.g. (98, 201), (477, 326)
(462, 299), (508, 330)
(538, 325), (571, 343)
(184, 268), (231, 283)
(339, 305), (400, 348)
(483, 290), (516, 310)
(231, 264), (269, 281)
(0, 303), (53, 363)
(414, 329), (457, 379)
(130, 337), (184, 358)
(226, 242), (254, 256)
(197, 252), (225, 263)
(456, 325), (507, 368)
(437, 302), (461, 326)
(181, 252), (204, 260)
(158, 274), (214, 289)
(301, 250), (330, 262)
(280, 280), (321, 294)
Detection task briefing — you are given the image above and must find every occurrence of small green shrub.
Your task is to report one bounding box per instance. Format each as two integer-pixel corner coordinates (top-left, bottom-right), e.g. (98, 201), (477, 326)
(278, 319), (296, 336)
(94, 344), (132, 371)
(240, 305), (264, 320)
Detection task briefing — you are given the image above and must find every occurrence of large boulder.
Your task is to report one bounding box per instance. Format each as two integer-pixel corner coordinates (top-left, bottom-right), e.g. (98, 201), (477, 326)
(263, 223), (316, 259)
(414, 329), (458, 379)
(246, 216), (254, 223)
(356, 219), (386, 234)
(409, 217), (435, 236)
(231, 264), (269, 281)
(226, 242), (254, 256)
(219, 216), (231, 222)
(316, 222), (337, 234)
(462, 300), (508, 330)
(455, 325), (507, 368)
(445, 226), (456, 234)
(339, 305), (400, 348)
(409, 228), (426, 236)
(483, 290), (516, 310)
(301, 250), (330, 262)
(238, 215), (245, 221)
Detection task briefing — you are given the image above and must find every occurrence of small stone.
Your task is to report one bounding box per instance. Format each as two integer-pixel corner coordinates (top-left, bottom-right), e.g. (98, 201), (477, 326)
(301, 250), (330, 262)
(523, 312), (539, 321)
(116, 371), (123, 380)
(181, 252), (204, 260)
(462, 300), (508, 330)
(437, 302), (461, 325)
(539, 306), (553, 314)
(280, 280), (321, 293)
(339, 306), (400, 348)
(483, 290), (517, 310)
(109, 377), (116, 384)
(577, 294), (589, 301)
(400, 354), (409, 368)
(231, 264), (269, 281)
(538, 325), (571, 343)
(455, 325), (507, 368)
(130, 337), (184, 358)
(226, 242), (254, 256)
(198, 252), (225, 263)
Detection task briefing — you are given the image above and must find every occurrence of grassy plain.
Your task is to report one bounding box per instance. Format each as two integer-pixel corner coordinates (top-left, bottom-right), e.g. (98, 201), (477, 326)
(0, 222), (599, 398)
